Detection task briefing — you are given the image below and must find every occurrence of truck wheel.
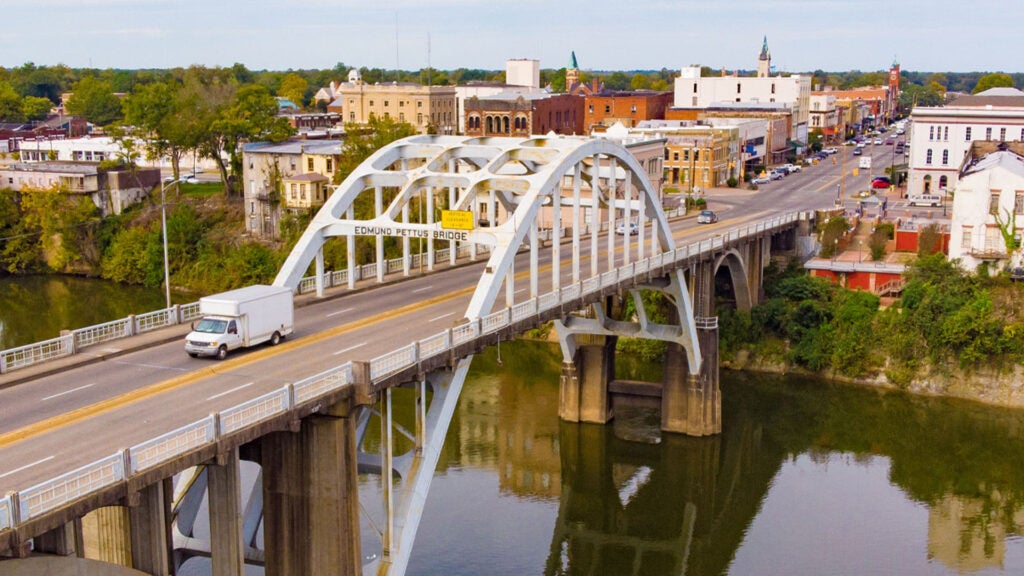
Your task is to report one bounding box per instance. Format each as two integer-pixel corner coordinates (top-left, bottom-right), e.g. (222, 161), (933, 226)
(270, 332), (281, 346)
(188, 352), (198, 358)
(216, 345), (228, 361)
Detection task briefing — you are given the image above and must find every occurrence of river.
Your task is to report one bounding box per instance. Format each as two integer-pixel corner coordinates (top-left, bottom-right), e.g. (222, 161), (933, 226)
(4, 276), (1023, 575)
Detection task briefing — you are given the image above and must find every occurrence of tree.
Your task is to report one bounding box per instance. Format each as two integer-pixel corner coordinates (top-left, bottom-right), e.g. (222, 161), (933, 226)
(21, 96), (53, 120)
(630, 73), (650, 90)
(202, 84), (294, 197)
(0, 81), (24, 122)
(277, 72), (308, 108)
(65, 76), (123, 125)
(123, 81), (197, 180)
(972, 73), (1014, 94)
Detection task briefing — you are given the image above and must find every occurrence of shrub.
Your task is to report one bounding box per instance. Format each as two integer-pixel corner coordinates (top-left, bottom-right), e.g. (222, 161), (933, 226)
(726, 176), (739, 188)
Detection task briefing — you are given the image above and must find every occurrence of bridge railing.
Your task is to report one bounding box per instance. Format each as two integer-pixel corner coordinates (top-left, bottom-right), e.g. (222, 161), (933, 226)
(0, 212), (805, 537)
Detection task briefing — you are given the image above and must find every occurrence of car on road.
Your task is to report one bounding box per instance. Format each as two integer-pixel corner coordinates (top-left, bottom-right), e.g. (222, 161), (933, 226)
(908, 194), (942, 207)
(874, 138), (883, 145)
(823, 147), (838, 154)
(751, 175), (772, 184)
(852, 148), (863, 156)
(696, 210), (718, 224)
(769, 170), (785, 180)
(871, 177), (891, 189)
(616, 222), (638, 235)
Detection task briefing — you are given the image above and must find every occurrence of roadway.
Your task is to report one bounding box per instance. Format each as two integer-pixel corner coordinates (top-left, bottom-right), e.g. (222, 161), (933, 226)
(0, 147), (884, 496)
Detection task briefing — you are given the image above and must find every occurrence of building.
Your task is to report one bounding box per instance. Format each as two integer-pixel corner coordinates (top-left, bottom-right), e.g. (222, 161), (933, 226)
(328, 69), (457, 135)
(685, 104), (791, 167)
(241, 140), (343, 238)
(908, 87), (1024, 196)
(672, 39), (811, 144)
(463, 92), (584, 137)
(584, 90), (674, 131)
(454, 59), (550, 133)
(566, 51), (603, 96)
(947, 144), (1024, 272)
(0, 161), (159, 215)
(808, 93), (842, 143)
(631, 120), (740, 191)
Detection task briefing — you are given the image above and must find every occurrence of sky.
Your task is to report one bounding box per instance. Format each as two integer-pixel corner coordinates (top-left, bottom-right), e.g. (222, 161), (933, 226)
(3, 0), (1022, 75)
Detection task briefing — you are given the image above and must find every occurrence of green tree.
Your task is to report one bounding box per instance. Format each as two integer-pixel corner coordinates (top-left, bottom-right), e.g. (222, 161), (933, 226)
(278, 72), (308, 108)
(630, 73), (650, 90)
(101, 225), (159, 285)
(21, 95), (53, 120)
(66, 76), (123, 125)
(972, 73), (1014, 94)
(0, 81), (24, 122)
(123, 81), (197, 180)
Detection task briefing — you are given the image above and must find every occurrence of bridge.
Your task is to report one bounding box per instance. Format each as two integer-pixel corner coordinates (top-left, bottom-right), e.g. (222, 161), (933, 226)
(0, 135), (813, 575)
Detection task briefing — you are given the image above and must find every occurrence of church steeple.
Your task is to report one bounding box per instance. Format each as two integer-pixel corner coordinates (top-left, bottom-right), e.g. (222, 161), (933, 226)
(757, 36), (771, 77)
(569, 50), (579, 70)
(566, 50), (580, 91)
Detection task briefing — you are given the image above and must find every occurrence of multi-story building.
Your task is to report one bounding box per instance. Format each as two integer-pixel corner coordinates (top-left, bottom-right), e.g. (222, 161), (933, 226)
(908, 87), (1024, 196)
(809, 93), (842, 143)
(463, 92), (584, 137)
(454, 60), (550, 134)
(328, 69), (457, 135)
(631, 120), (740, 191)
(687, 104), (791, 167)
(672, 39), (811, 145)
(947, 143), (1024, 272)
(584, 90), (673, 131)
(241, 140), (343, 238)
(0, 161), (159, 215)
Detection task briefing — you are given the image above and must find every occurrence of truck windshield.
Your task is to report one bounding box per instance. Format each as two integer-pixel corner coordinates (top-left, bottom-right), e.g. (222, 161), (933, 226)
(194, 319), (228, 334)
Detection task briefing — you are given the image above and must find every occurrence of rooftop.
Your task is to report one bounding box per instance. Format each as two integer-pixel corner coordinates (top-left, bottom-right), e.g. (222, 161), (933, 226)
(961, 148), (1024, 179)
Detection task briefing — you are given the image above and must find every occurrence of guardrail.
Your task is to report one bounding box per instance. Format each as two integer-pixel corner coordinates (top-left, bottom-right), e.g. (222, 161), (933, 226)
(0, 212), (802, 540)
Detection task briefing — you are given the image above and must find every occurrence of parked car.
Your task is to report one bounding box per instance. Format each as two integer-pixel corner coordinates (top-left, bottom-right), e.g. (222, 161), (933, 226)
(616, 222), (638, 235)
(769, 170), (785, 180)
(783, 163), (802, 173)
(696, 210), (718, 224)
(751, 175), (772, 184)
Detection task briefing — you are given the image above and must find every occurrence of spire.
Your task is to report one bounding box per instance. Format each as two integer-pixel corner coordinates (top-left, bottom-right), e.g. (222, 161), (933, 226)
(759, 36), (769, 61)
(568, 50), (579, 70)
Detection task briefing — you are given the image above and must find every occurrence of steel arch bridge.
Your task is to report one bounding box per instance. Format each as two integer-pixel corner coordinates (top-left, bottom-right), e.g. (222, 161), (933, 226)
(269, 134), (711, 575)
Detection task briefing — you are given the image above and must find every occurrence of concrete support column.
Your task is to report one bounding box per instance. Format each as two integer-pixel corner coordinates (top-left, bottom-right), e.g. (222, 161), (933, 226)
(262, 431), (308, 576)
(558, 337), (615, 424)
(661, 325), (720, 436)
(81, 506), (132, 566)
(33, 520), (79, 557)
(261, 401), (361, 576)
(129, 481), (171, 575)
(208, 447), (245, 576)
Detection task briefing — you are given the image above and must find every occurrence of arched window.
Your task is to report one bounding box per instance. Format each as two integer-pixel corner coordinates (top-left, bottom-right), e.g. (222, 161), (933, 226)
(503, 116), (510, 133)
(923, 174), (932, 193)
(486, 116), (494, 134)
(939, 175), (948, 189)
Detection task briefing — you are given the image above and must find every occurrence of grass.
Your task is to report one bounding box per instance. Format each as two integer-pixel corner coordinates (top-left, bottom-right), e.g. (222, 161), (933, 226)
(179, 182), (224, 198)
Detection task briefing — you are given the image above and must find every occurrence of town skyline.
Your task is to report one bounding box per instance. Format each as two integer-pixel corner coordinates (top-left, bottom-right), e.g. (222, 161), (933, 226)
(4, 0), (1023, 75)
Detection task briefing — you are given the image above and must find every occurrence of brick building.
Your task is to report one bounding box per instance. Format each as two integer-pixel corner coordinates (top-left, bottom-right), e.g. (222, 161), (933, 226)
(584, 91), (673, 131)
(464, 92), (584, 137)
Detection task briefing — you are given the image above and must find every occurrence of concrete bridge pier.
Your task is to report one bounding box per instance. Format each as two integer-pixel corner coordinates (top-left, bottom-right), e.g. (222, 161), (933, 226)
(32, 519), (82, 558)
(559, 334), (617, 425)
(260, 399), (362, 576)
(207, 447), (245, 576)
(127, 481), (172, 575)
(80, 506), (132, 566)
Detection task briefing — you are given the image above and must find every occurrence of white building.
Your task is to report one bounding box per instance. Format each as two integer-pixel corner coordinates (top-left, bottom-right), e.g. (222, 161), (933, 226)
(948, 147), (1024, 272)
(672, 65), (811, 144)
(809, 93), (839, 141)
(908, 87), (1024, 196)
(505, 59), (540, 89)
(15, 136), (221, 172)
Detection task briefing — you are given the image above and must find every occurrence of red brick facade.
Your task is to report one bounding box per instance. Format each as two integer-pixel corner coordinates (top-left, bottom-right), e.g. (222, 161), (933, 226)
(584, 91), (673, 131)
(464, 94), (584, 137)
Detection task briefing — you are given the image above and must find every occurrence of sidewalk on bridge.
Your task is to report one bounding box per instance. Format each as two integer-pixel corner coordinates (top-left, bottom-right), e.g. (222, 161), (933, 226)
(1, 207), (699, 391)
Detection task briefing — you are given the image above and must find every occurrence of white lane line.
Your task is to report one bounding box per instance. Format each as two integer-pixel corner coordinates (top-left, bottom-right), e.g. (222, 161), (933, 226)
(108, 360), (188, 371)
(411, 286), (434, 294)
(333, 342), (367, 356)
(326, 308), (354, 318)
(42, 383), (95, 401)
(207, 382), (254, 401)
(514, 288), (528, 294)
(0, 455), (55, 479)
(429, 312), (455, 322)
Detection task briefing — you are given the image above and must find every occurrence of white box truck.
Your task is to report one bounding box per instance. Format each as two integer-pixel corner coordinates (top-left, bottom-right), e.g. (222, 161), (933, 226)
(185, 285), (294, 360)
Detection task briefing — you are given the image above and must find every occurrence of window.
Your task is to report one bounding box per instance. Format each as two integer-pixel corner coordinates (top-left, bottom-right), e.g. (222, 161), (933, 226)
(943, 126), (949, 141)
(418, 101), (423, 107)
(1021, 128), (1024, 141)
(1016, 192), (1024, 214)
(929, 126), (934, 140)
(630, 105), (636, 114)
(965, 127), (972, 141)
(350, 112), (355, 121)
(942, 150), (949, 165)
(1000, 127), (1007, 141)
(326, 159), (333, 172)
(986, 127), (992, 140)
(926, 149), (933, 165)
(418, 113), (423, 125)
(399, 112), (405, 122)
(384, 100), (389, 107)
(683, 149), (689, 161)
(673, 151), (679, 161)
(307, 158), (314, 171)
(990, 192), (1000, 215)
(369, 100), (374, 106)
(693, 83), (697, 93)
(604, 105), (610, 113)
(939, 175), (948, 189)
(771, 83), (776, 94)
(962, 227), (972, 251)
(588, 105), (593, 113)
(399, 100), (404, 107)
(290, 183), (297, 200)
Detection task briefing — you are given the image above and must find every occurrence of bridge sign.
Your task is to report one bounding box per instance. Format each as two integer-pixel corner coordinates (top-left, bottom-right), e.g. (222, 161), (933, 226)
(441, 210), (474, 230)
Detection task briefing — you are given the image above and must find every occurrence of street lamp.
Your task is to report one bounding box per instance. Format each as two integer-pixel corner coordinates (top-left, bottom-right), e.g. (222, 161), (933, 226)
(161, 177), (185, 309)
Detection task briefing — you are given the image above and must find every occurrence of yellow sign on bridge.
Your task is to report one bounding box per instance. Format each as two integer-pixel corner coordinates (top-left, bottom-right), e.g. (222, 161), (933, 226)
(441, 210), (475, 230)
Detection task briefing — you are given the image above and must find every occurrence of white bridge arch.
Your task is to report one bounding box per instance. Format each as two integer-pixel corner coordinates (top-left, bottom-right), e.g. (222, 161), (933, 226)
(274, 134), (682, 321)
